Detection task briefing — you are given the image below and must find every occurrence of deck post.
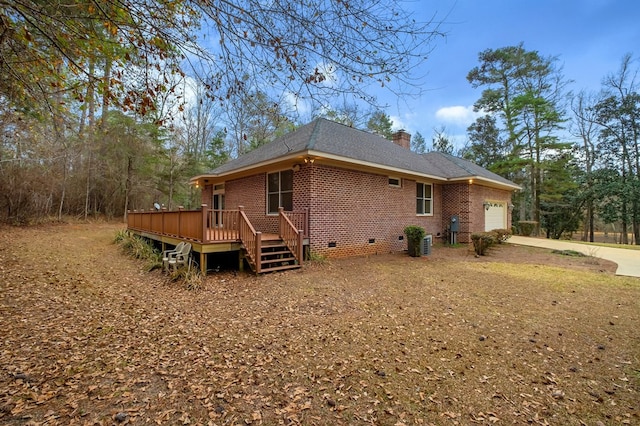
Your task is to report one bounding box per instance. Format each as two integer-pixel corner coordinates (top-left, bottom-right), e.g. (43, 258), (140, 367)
(238, 250), (244, 272)
(201, 203), (208, 243)
(200, 251), (206, 275)
(255, 232), (262, 274)
(297, 230), (304, 265)
(161, 206), (167, 235)
(178, 206), (184, 238)
(238, 205), (245, 241)
(305, 207), (310, 237)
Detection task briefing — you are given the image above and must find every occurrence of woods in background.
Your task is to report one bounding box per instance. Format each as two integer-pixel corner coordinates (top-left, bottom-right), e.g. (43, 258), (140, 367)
(0, 2), (638, 243)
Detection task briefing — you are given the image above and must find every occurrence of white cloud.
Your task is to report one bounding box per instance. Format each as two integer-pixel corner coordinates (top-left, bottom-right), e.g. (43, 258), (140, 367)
(389, 115), (407, 131)
(435, 105), (484, 127)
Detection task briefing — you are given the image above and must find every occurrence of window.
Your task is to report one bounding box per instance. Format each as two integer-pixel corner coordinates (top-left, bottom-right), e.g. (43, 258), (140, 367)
(267, 170), (293, 214)
(388, 177), (401, 187)
(416, 182), (433, 215)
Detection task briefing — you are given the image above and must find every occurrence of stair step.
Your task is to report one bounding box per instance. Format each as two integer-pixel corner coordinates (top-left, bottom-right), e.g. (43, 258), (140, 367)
(261, 249), (292, 257)
(261, 257), (295, 265)
(261, 245), (287, 252)
(261, 239), (286, 246)
(260, 264), (301, 273)
(241, 236), (301, 274)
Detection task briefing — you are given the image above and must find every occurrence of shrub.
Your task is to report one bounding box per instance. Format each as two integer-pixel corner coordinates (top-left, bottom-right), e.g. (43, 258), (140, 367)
(308, 250), (327, 264)
(404, 225), (426, 257)
(491, 228), (512, 244)
(170, 264), (202, 290)
(517, 221), (538, 236)
(115, 231), (201, 289)
(471, 232), (496, 256)
(114, 230), (162, 271)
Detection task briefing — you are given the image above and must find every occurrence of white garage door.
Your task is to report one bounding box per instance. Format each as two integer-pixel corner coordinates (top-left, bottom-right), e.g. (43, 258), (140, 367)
(484, 202), (506, 231)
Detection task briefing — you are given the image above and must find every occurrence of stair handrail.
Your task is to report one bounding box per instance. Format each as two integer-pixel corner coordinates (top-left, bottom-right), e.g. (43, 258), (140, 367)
(278, 207), (303, 266)
(238, 206), (261, 273)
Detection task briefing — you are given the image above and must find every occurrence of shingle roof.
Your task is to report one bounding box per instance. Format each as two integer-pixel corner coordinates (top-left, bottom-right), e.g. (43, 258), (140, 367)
(205, 118), (518, 189)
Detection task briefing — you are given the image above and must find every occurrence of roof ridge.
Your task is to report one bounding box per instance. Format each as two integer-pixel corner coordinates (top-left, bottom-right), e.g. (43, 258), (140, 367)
(307, 118), (323, 150)
(438, 152), (477, 175)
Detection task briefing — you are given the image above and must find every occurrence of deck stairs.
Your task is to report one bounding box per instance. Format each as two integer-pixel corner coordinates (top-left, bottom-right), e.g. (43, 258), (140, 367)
(245, 238), (301, 273)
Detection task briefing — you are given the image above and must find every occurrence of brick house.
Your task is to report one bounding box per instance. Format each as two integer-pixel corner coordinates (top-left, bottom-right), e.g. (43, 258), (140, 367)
(190, 118), (519, 259)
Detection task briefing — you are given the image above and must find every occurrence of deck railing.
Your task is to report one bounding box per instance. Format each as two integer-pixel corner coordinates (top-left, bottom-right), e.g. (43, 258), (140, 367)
(284, 208), (310, 237)
(279, 207), (304, 266)
(204, 209), (240, 242)
(238, 206), (262, 273)
(127, 205), (240, 243)
(128, 206), (309, 242)
(127, 206), (308, 272)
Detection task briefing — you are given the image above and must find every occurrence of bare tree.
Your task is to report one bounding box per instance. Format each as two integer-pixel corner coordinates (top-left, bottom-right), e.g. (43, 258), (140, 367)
(570, 91), (599, 241)
(1, 0), (444, 116)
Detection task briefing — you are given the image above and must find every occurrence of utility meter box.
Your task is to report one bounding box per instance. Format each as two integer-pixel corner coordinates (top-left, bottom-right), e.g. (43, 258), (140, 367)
(450, 215), (459, 233)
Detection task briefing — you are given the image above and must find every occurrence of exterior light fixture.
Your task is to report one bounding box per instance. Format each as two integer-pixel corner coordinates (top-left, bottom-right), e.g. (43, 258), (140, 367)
(483, 201), (491, 211)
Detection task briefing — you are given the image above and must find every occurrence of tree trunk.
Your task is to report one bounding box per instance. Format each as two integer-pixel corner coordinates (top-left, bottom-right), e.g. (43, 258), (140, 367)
(621, 198), (629, 245)
(588, 202), (594, 242)
(124, 156), (132, 220)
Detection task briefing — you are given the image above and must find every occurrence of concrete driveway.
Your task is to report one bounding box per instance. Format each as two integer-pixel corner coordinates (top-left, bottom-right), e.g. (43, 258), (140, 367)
(507, 236), (640, 278)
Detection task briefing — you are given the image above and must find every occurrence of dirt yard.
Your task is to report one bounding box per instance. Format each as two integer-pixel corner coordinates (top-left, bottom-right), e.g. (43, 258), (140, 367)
(1, 223), (638, 425)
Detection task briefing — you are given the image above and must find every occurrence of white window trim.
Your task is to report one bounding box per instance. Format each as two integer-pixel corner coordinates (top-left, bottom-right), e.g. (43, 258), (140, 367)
(416, 182), (434, 216)
(266, 170), (293, 215)
(388, 176), (402, 188)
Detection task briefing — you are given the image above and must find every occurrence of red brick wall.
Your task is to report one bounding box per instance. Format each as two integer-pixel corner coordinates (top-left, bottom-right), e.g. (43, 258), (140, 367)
(307, 165), (442, 258)
(224, 167), (311, 234)
(441, 183), (471, 243)
(438, 183), (513, 243)
(203, 164), (513, 256)
(469, 186), (514, 233)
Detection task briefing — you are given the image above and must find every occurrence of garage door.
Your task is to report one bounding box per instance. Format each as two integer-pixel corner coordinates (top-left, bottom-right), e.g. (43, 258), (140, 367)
(484, 202), (506, 231)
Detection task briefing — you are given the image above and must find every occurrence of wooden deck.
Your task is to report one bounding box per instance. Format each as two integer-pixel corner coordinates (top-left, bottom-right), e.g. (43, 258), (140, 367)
(127, 206), (308, 274)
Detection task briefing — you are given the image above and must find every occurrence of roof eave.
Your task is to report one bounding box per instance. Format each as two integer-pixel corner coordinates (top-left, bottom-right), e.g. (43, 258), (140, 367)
(306, 150), (448, 182)
(448, 175), (521, 191)
(189, 151), (308, 184)
(191, 149), (521, 191)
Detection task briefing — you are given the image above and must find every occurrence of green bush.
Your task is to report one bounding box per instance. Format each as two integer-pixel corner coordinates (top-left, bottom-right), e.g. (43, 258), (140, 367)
(517, 221), (538, 236)
(114, 230), (162, 271)
(471, 232), (496, 256)
(404, 225), (426, 257)
(490, 228), (512, 244)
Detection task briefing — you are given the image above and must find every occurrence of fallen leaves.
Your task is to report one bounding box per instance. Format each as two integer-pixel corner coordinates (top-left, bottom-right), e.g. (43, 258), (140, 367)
(0, 223), (639, 425)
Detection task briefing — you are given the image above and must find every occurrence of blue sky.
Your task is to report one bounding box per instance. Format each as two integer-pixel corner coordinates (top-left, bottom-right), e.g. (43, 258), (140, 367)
(383, 0), (640, 150)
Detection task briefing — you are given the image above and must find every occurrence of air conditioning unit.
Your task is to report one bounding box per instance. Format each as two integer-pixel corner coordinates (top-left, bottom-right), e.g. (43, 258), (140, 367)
(422, 234), (432, 256)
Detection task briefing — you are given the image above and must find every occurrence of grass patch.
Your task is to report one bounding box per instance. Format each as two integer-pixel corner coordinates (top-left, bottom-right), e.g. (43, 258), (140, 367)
(308, 250), (328, 264)
(552, 249), (586, 257)
(569, 240), (640, 251)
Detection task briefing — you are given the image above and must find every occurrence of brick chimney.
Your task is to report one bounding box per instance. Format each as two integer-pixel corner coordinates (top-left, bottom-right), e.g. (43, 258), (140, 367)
(392, 129), (411, 149)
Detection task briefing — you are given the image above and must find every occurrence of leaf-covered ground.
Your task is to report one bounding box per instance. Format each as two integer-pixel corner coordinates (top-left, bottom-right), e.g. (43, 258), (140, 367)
(1, 223), (638, 425)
